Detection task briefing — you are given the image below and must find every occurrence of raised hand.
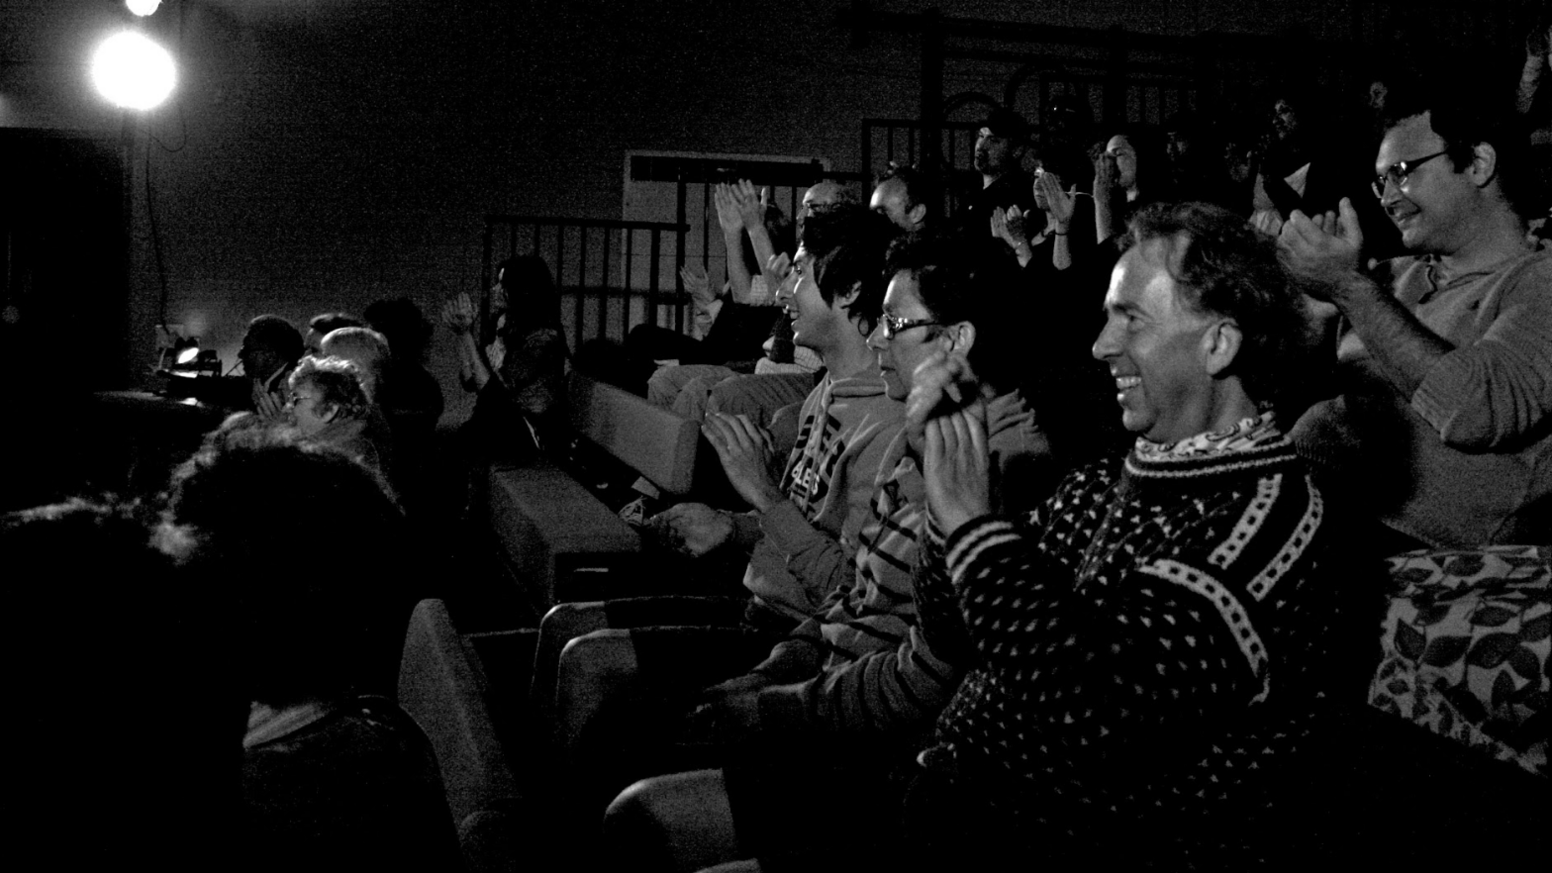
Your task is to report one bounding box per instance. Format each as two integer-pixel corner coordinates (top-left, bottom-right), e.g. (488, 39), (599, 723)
(441, 292), (475, 333)
(1034, 170), (1077, 228)
(732, 179), (765, 230)
(712, 184), (744, 236)
(648, 501), (734, 556)
(702, 412), (785, 512)
(922, 400), (992, 538)
(680, 262), (716, 307)
(1092, 149), (1118, 195)
(1278, 197), (1365, 291)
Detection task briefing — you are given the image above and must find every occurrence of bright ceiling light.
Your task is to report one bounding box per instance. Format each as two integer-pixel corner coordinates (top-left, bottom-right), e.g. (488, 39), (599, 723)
(91, 31), (176, 110)
(126, 0), (162, 16)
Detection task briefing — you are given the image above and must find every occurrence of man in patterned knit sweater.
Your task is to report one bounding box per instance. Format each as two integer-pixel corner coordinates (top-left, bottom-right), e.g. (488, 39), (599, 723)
(903, 202), (1359, 869)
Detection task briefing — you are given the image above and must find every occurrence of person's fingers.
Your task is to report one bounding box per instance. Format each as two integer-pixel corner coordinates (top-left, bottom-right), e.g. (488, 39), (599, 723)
(966, 400), (989, 459)
(1336, 197), (1361, 241)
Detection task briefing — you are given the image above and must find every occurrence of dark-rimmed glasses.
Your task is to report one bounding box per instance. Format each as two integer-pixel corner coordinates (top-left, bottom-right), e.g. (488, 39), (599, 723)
(1372, 150), (1449, 198)
(881, 314), (943, 339)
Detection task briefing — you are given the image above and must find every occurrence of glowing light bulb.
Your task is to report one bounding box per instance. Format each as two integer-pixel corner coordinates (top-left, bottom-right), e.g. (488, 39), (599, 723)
(91, 31), (176, 110)
(126, 0), (162, 16)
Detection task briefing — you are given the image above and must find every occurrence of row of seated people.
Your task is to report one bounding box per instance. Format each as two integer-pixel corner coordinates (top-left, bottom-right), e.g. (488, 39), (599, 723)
(513, 75), (1550, 870)
(10, 54), (1546, 867)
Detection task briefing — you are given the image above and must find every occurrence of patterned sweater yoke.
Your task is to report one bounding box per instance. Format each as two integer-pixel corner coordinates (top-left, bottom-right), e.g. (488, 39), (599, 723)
(927, 416), (1343, 861)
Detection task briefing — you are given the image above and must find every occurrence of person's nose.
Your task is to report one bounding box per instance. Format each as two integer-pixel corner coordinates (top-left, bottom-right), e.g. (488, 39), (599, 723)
(1092, 318), (1121, 362)
(865, 322), (888, 351)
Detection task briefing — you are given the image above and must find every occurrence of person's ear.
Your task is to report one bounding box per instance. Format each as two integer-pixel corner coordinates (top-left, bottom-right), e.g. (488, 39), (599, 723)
(906, 203), (928, 229)
(1201, 318), (1242, 377)
(318, 402), (339, 424)
(833, 281), (863, 310)
(942, 321), (976, 357)
(1468, 142), (1498, 190)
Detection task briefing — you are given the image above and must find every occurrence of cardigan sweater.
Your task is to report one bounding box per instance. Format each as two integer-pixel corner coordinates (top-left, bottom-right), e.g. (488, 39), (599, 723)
(917, 417), (1347, 866)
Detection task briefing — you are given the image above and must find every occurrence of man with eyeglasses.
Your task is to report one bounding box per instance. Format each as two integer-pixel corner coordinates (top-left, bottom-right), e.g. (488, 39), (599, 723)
(1279, 88), (1552, 549)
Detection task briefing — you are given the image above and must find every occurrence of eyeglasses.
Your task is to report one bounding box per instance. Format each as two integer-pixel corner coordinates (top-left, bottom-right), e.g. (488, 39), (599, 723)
(880, 314), (943, 339)
(1372, 150), (1449, 198)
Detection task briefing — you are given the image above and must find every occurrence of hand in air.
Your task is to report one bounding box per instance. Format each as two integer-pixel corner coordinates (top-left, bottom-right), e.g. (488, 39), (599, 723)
(712, 184), (744, 236)
(680, 263), (716, 307)
(1034, 170), (1077, 228)
(702, 412), (784, 513)
(1278, 197), (1365, 294)
(648, 501), (734, 557)
(732, 179), (766, 231)
(440, 292), (475, 333)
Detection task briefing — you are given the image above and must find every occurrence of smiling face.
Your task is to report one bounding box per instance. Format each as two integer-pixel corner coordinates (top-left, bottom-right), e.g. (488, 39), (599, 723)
(778, 246), (842, 353)
(1092, 240), (1218, 444)
(1375, 112), (1476, 256)
(867, 270), (950, 401)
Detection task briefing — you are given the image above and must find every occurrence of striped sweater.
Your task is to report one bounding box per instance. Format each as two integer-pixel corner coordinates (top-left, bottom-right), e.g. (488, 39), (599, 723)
(917, 416), (1349, 865)
(752, 391), (1054, 734)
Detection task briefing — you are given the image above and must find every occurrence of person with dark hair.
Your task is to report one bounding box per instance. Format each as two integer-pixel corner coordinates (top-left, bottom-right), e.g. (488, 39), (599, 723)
(1093, 124), (1173, 246)
(442, 254), (570, 461)
(531, 207), (903, 818)
(890, 201), (1354, 869)
(959, 107), (1038, 242)
(304, 311), (362, 355)
(1281, 85), (1552, 549)
(600, 231), (1056, 872)
(364, 297), (445, 514)
(164, 434), (458, 867)
(230, 314), (304, 416)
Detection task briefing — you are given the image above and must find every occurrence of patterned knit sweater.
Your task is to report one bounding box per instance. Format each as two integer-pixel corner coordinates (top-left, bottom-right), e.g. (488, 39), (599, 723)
(917, 416), (1347, 866)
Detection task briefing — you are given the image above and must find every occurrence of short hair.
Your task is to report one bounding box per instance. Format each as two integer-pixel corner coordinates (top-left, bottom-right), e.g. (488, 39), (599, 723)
(1381, 83), (1534, 217)
(245, 314), (303, 363)
(980, 106), (1030, 145)
(308, 311), (361, 336)
(876, 164), (941, 222)
(883, 231), (1029, 392)
(289, 355), (373, 419)
(318, 326), (390, 396)
(796, 204), (899, 331)
(166, 431), (405, 706)
(1124, 202), (1307, 409)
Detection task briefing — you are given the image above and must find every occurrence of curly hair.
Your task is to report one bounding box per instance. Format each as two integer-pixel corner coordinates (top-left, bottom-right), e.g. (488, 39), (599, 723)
(1124, 201), (1308, 410)
(289, 355), (373, 419)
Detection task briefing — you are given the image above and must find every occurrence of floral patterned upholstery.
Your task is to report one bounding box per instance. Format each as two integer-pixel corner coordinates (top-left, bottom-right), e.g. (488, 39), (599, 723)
(1369, 546), (1549, 777)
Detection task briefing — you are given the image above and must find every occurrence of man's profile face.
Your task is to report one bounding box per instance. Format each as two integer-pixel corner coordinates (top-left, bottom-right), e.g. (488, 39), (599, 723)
(974, 128), (1017, 175)
(869, 179), (915, 231)
(777, 246), (837, 352)
(238, 333), (277, 379)
(1092, 240), (1217, 445)
(1375, 112), (1473, 254)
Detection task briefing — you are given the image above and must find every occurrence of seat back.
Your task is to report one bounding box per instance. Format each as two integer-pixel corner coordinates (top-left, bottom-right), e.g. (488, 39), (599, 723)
(568, 371), (699, 497)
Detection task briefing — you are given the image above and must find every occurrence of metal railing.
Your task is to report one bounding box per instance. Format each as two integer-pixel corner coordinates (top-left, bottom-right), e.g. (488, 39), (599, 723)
(482, 216), (688, 352)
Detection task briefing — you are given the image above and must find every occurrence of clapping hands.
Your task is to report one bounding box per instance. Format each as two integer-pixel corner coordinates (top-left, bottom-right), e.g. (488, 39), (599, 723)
(440, 292), (476, 334)
(702, 412), (785, 513)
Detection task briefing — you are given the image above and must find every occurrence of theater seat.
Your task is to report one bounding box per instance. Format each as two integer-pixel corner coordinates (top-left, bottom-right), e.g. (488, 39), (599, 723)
(398, 598), (527, 873)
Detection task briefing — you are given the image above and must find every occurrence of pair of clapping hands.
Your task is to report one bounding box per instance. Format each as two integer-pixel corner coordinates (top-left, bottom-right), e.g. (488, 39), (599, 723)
(647, 411), (786, 557)
(990, 170), (1080, 249)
